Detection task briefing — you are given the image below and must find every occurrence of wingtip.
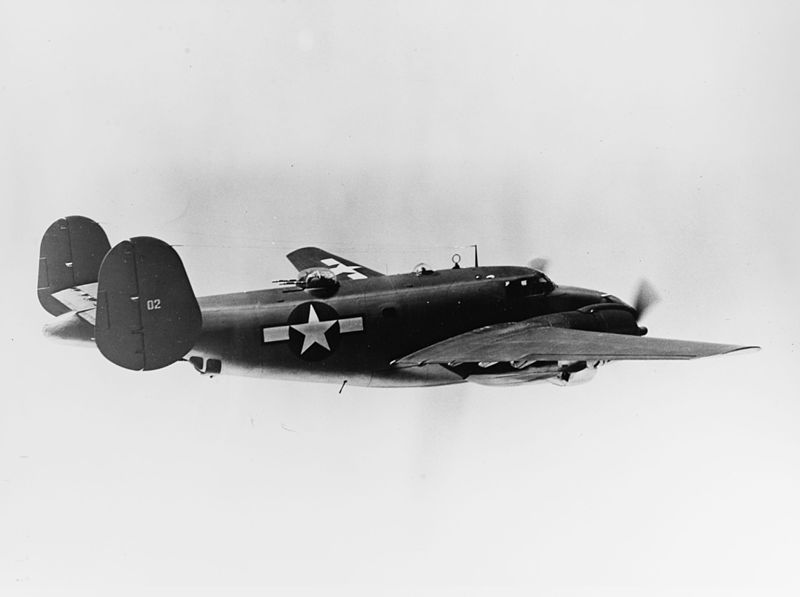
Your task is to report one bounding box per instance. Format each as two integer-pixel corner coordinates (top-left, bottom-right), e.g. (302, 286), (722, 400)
(694, 343), (761, 360)
(726, 345), (761, 355)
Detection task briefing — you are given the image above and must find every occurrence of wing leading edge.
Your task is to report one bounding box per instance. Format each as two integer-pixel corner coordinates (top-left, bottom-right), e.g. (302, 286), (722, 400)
(286, 247), (384, 279)
(395, 322), (758, 366)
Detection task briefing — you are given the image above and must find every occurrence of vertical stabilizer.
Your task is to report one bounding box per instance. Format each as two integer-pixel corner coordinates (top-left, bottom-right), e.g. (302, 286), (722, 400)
(95, 237), (202, 371)
(38, 216), (110, 315)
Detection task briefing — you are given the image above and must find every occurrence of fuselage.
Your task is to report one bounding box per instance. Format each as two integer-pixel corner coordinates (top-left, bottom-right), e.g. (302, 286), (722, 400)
(189, 265), (616, 387)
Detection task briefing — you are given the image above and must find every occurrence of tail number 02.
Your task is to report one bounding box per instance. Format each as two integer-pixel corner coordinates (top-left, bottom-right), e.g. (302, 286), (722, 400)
(146, 299), (162, 311)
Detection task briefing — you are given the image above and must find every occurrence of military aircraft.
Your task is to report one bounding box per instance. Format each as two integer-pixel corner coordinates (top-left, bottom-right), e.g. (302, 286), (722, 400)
(38, 216), (757, 388)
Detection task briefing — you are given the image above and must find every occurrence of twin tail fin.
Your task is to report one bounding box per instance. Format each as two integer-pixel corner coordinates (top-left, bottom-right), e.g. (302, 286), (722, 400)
(39, 217), (202, 371)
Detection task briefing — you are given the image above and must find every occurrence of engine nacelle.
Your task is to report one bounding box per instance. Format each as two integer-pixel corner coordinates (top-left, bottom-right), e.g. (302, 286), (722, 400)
(526, 305), (645, 336)
(547, 360), (602, 386)
(462, 359), (605, 386)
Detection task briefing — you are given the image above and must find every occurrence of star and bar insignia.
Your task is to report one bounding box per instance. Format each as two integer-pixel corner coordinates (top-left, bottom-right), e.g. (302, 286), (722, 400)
(262, 302), (364, 361)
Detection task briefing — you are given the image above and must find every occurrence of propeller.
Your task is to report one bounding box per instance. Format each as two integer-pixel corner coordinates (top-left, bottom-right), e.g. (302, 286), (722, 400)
(524, 257), (658, 326)
(633, 279), (659, 321)
(527, 257), (549, 273)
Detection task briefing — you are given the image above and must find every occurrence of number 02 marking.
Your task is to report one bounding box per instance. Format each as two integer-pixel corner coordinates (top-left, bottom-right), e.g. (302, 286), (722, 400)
(146, 299), (161, 311)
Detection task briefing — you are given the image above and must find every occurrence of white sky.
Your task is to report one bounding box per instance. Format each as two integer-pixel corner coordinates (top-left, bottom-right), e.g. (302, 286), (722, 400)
(2, 1), (799, 595)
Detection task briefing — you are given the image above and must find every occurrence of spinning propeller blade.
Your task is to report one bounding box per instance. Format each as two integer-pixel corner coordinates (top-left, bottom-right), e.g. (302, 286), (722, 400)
(527, 257), (549, 273)
(633, 279), (659, 320)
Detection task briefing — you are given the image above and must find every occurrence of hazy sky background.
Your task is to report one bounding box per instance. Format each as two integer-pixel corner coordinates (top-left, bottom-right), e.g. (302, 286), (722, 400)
(2, 1), (799, 594)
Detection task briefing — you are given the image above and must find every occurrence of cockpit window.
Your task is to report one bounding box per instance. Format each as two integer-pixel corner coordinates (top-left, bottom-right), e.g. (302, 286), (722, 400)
(532, 273), (555, 293)
(505, 273), (554, 297)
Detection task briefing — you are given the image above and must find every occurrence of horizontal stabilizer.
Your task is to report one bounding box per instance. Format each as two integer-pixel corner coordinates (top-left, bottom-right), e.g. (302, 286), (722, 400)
(95, 237), (202, 371)
(51, 283), (98, 325)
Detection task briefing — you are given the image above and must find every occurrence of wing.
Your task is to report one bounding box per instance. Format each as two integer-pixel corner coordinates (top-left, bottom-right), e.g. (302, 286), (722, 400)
(286, 247), (384, 279)
(395, 322), (758, 366)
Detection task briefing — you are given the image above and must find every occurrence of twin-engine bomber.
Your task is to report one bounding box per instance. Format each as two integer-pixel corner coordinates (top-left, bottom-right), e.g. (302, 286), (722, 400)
(38, 216), (757, 388)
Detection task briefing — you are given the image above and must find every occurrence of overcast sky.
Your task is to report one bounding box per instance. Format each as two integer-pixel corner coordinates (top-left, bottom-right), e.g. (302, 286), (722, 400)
(2, 1), (799, 595)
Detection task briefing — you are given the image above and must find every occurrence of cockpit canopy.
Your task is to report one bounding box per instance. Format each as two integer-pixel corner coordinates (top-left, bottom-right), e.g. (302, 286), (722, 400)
(296, 267), (340, 290)
(504, 272), (555, 296)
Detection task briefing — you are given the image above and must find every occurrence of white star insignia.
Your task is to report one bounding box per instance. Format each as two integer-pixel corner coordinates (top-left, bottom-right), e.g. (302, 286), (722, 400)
(321, 258), (368, 280)
(290, 304), (336, 354)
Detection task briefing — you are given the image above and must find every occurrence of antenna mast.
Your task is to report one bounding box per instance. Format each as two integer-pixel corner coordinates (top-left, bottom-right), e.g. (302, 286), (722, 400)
(470, 244), (479, 267)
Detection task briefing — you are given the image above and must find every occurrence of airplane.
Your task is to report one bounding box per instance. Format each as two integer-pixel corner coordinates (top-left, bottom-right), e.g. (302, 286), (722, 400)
(38, 216), (758, 388)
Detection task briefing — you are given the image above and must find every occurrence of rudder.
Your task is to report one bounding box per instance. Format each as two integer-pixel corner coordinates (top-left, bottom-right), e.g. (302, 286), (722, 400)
(95, 237), (202, 371)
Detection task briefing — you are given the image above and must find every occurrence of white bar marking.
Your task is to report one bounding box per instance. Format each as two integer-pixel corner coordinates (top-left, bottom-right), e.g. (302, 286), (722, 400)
(339, 317), (364, 333)
(263, 326), (290, 343)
